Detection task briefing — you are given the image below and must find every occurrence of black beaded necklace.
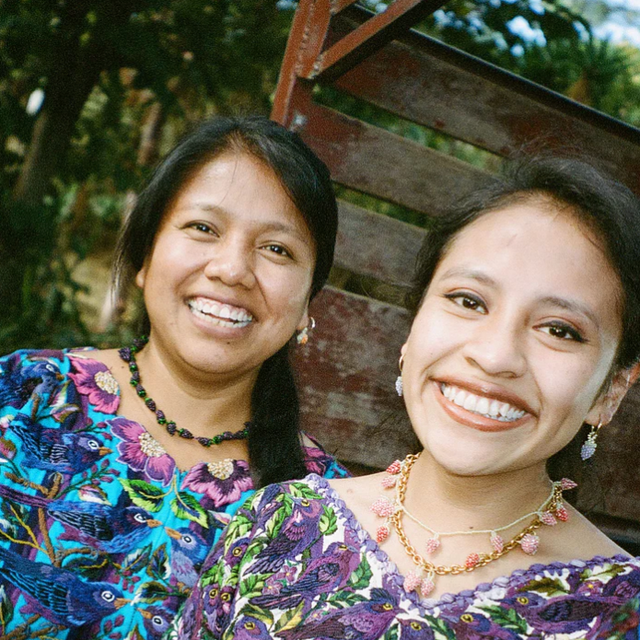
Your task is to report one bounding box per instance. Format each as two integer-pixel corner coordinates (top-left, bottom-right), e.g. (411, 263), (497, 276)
(118, 336), (251, 448)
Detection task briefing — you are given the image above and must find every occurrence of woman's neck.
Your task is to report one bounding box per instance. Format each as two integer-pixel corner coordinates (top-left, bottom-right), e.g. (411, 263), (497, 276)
(133, 337), (256, 437)
(404, 451), (553, 534)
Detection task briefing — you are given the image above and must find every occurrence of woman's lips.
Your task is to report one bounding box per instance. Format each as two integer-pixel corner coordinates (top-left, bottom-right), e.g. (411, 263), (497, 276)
(433, 381), (532, 432)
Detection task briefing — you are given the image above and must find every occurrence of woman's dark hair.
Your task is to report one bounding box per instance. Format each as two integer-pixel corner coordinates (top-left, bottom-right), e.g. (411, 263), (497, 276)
(114, 116), (338, 487)
(406, 155), (640, 500)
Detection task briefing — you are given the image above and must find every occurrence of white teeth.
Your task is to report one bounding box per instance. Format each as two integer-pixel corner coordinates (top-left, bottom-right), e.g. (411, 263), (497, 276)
(441, 383), (527, 422)
(188, 299), (254, 327)
(476, 397), (489, 415)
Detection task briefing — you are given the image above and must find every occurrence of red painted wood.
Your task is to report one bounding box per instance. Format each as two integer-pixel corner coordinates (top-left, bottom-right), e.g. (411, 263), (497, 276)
(308, 0), (444, 81)
(291, 99), (492, 214)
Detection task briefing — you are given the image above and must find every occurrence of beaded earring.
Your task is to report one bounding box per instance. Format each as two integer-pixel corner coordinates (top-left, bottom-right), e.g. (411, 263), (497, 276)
(395, 354), (404, 397)
(580, 421), (602, 460)
(296, 317), (316, 345)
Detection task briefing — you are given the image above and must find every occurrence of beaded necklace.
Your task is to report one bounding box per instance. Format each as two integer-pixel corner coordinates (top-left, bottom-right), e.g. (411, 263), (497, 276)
(371, 453), (577, 597)
(118, 336), (250, 448)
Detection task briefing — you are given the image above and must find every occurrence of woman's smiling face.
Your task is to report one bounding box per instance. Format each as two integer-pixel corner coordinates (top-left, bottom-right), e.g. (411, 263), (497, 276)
(136, 151), (316, 380)
(401, 199), (624, 476)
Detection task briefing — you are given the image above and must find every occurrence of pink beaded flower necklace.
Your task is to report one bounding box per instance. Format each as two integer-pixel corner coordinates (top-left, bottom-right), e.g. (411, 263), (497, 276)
(371, 453), (577, 597)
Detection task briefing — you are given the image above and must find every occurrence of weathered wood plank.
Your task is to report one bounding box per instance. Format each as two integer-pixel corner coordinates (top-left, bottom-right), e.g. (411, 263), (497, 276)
(332, 14), (640, 193)
(335, 200), (425, 286)
(294, 287), (417, 469)
(293, 100), (492, 214)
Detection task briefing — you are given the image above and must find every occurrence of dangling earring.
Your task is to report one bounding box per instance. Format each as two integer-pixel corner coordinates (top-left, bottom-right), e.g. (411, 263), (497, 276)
(580, 421), (602, 460)
(395, 355), (404, 397)
(296, 317), (316, 345)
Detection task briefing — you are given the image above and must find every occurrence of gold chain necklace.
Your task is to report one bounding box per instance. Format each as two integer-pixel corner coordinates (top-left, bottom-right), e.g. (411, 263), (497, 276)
(371, 454), (576, 597)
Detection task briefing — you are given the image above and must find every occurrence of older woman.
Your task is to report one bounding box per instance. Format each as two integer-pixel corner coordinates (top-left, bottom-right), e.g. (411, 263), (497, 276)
(169, 155), (640, 639)
(0, 116), (346, 639)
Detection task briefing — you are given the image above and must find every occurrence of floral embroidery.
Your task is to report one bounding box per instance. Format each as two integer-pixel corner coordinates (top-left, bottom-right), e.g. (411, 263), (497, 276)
(68, 356), (120, 414)
(110, 416), (176, 485)
(183, 459), (252, 507)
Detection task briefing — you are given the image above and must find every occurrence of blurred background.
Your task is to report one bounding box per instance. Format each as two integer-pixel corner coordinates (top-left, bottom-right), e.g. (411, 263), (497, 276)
(2, 0), (640, 353)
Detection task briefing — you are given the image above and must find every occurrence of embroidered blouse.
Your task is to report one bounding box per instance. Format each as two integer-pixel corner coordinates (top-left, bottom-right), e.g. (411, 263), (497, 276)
(168, 474), (640, 640)
(0, 349), (347, 639)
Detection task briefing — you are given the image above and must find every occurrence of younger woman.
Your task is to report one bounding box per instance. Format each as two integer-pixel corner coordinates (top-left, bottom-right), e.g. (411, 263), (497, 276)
(170, 155), (640, 639)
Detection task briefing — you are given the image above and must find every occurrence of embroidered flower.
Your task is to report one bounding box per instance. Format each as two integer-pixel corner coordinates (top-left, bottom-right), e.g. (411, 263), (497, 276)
(69, 356), (120, 414)
(182, 459), (252, 508)
(110, 417), (175, 485)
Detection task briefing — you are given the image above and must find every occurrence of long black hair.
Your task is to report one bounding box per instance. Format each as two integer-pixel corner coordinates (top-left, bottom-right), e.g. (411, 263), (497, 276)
(114, 116), (338, 487)
(407, 154), (640, 500)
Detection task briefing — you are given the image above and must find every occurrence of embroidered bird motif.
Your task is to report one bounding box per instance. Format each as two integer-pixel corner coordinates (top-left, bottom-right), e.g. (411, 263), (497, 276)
(277, 587), (399, 640)
(0, 483), (159, 554)
(140, 606), (173, 638)
(166, 526), (209, 587)
(0, 355), (63, 410)
(502, 590), (622, 635)
(444, 611), (520, 639)
(231, 615), (272, 639)
(0, 545), (127, 626)
(398, 618), (435, 640)
(253, 541), (359, 610)
(9, 413), (111, 474)
(251, 495), (323, 574)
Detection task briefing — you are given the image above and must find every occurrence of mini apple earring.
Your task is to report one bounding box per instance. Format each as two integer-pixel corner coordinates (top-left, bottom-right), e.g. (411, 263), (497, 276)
(580, 421), (603, 460)
(395, 355), (404, 396)
(296, 317), (316, 345)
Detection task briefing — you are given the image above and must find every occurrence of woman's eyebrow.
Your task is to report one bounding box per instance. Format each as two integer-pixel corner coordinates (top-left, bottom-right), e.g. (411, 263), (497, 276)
(538, 295), (599, 326)
(439, 267), (497, 287)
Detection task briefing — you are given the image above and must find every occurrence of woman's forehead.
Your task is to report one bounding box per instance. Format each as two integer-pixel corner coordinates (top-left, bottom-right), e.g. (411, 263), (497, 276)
(434, 202), (623, 321)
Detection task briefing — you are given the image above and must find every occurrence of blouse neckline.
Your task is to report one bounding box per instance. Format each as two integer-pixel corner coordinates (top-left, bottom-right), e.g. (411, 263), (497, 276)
(305, 473), (638, 612)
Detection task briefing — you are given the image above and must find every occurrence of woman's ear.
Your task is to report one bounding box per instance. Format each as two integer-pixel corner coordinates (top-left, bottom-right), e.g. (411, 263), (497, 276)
(586, 361), (640, 427)
(135, 264), (147, 289)
(296, 307), (311, 334)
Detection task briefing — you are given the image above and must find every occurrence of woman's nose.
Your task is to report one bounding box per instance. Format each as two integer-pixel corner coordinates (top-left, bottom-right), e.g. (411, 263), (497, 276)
(202, 238), (256, 288)
(462, 315), (526, 378)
